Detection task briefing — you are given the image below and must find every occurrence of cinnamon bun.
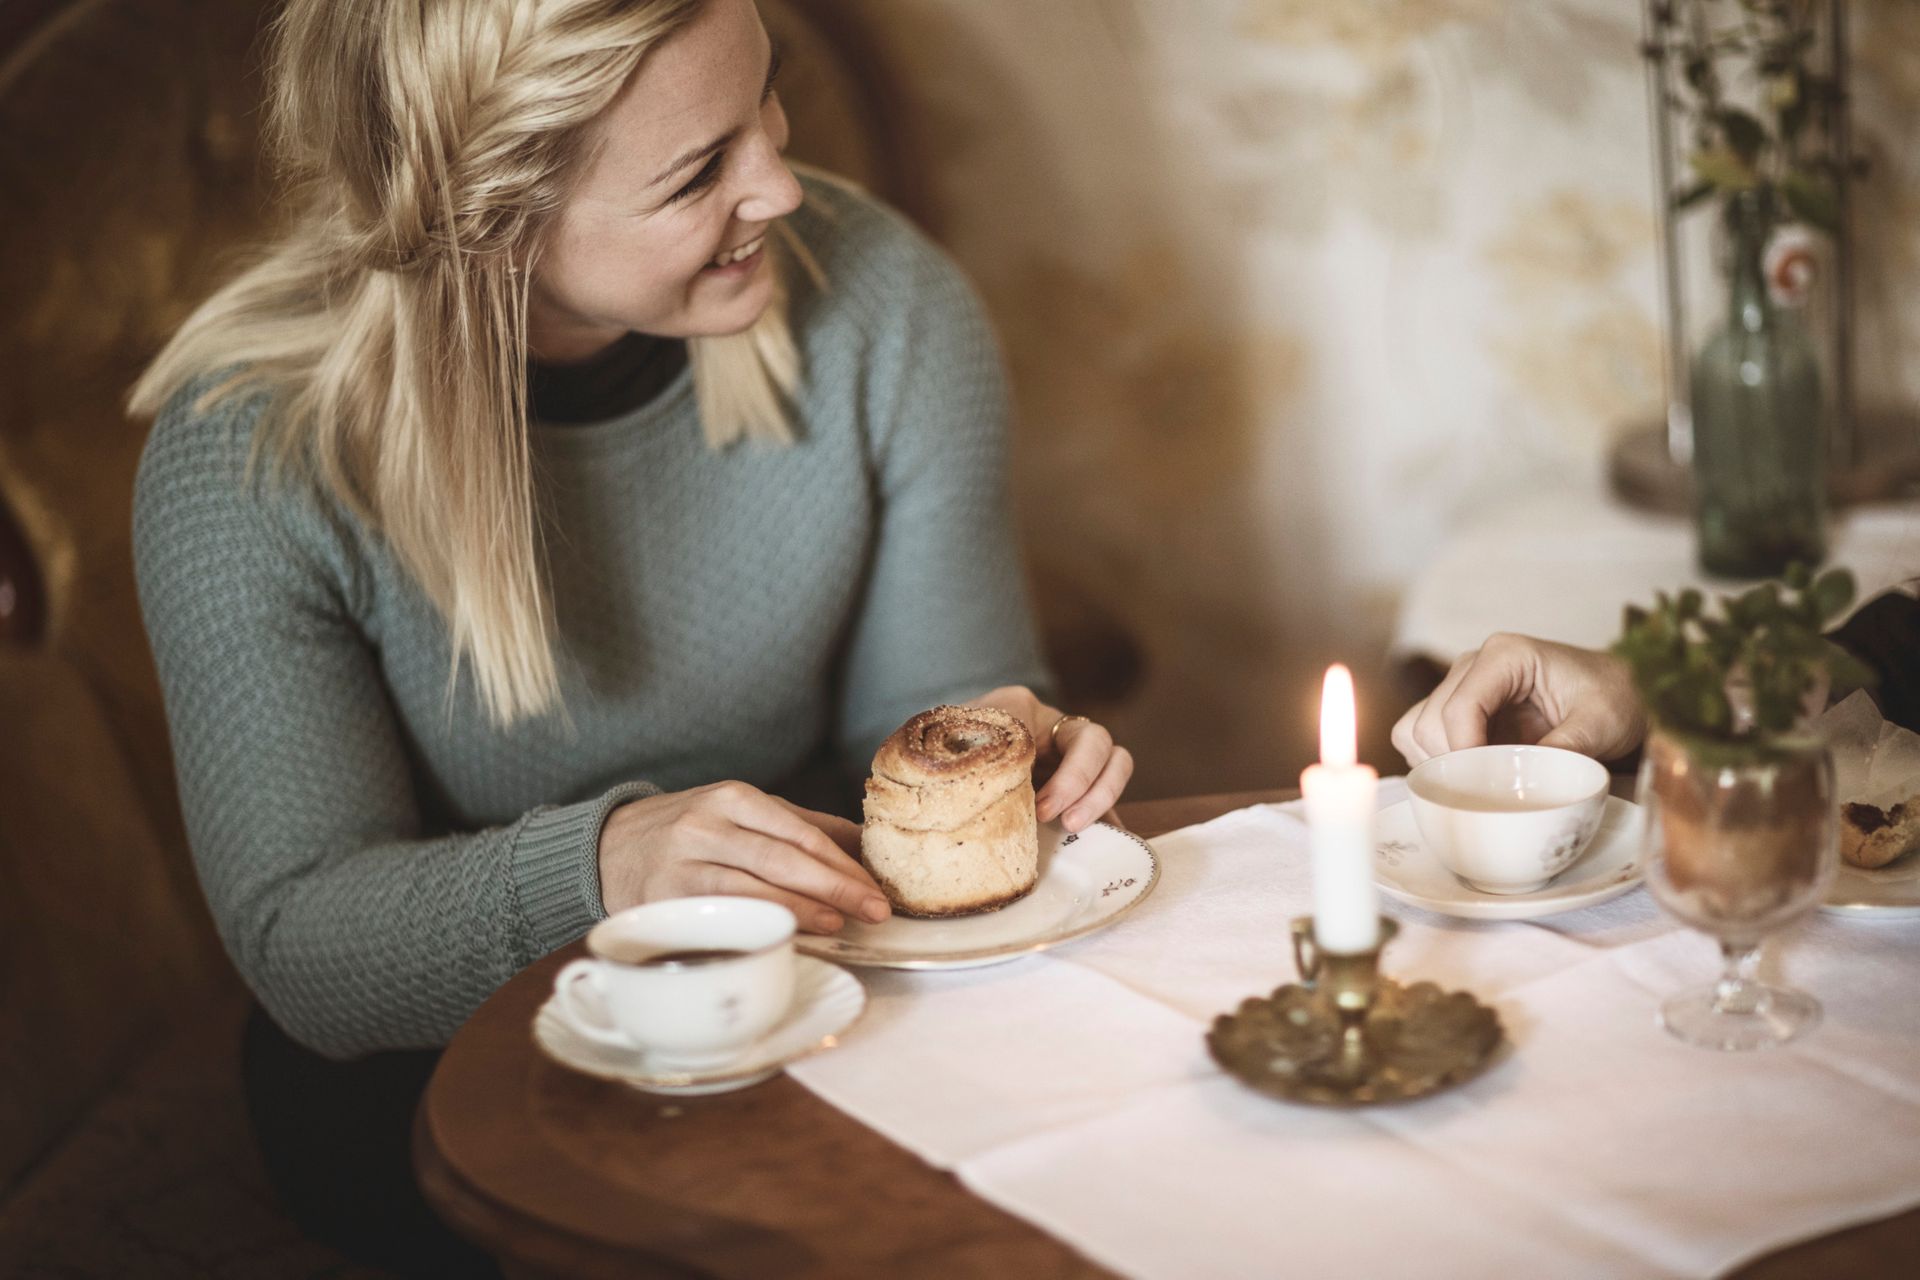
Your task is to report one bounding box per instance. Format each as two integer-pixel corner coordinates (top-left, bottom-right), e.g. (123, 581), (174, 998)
(861, 705), (1040, 917)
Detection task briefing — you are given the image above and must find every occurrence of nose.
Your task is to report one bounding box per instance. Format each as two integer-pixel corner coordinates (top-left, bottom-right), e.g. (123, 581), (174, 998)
(734, 102), (803, 224)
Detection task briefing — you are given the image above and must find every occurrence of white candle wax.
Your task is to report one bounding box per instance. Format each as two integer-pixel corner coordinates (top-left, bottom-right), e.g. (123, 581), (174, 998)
(1302, 665), (1381, 953)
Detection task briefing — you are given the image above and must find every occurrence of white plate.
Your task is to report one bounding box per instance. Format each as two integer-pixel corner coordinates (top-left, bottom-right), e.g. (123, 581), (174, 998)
(1373, 796), (1645, 921)
(532, 955), (865, 1096)
(1823, 855), (1920, 918)
(797, 820), (1159, 970)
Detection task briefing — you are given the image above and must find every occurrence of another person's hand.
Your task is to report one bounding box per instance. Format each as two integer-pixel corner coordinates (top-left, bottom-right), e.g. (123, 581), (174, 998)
(1392, 635), (1647, 767)
(964, 685), (1133, 832)
(598, 782), (892, 934)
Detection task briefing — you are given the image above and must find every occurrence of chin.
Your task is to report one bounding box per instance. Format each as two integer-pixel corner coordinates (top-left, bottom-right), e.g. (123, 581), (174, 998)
(678, 272), (777, 339)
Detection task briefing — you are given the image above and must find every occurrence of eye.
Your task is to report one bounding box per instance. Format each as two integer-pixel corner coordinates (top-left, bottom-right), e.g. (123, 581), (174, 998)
(669, 152), (725, 203)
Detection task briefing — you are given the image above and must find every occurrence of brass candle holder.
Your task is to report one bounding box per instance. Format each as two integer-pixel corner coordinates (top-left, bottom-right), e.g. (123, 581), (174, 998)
(1206, 916), (1505, 1107)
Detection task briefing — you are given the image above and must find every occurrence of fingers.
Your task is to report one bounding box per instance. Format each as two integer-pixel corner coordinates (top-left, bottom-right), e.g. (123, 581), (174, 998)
(699, 784), (890, 922)
(782, 803), (864, 857)
(1390, 704), (1422, 765)
(704, 827), (892, 924)
(692, 864), (847, 935)
(1396, 635), (1645, 767)
(1437, 645), (1528, 754)
(1037, 719), (1127, 828)
(768, 797), (870, 871)
(772, 799), (892, 917)
(1397, 648), (1479, 765)
(711, 784), (871, 880)
(1061, 746), (1133, 833)
(1397, 637), (1538, 765)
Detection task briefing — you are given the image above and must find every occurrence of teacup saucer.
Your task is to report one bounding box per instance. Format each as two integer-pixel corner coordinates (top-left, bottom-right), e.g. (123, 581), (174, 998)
(533, 955), (865, 1096)
(1373, 796), (1645, 921)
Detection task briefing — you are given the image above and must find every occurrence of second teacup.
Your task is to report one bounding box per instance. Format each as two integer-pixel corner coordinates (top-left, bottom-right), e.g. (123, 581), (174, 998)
(554, 896), (796, 1069)
(1407, 745), (1610, 894)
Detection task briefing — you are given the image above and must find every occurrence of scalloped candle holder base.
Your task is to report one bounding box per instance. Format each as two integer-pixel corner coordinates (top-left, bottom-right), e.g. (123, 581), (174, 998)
(1207, 977), (1505, 1107)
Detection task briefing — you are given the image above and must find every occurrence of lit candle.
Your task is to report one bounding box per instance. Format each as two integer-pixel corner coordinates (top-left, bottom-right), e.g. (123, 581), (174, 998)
(1301, 664), (1381, 953)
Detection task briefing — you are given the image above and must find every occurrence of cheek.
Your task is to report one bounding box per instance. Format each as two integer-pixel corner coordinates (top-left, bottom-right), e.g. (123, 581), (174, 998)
(542, 217), (709, 321)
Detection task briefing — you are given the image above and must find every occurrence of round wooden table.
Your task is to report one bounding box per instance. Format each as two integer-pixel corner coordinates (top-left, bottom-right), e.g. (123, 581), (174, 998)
(416, 791), (1920, 1280)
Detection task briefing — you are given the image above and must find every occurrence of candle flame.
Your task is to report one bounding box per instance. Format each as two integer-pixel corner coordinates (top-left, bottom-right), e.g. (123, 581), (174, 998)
(1320, 664), (1357, 769)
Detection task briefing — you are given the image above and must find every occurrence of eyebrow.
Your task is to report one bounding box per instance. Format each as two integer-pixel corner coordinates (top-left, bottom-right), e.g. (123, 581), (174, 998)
(648, 43), (782, 190)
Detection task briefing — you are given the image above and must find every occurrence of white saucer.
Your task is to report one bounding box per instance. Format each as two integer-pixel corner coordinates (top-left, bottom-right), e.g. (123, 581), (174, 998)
(1373, 796), (1645, 921)
(1823, 855), (1920, 918)
(532, 955), (865, 1095)
(797, 820), (1159, 970)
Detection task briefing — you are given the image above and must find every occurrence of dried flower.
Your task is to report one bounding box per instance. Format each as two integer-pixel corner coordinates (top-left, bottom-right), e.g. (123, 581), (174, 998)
(1764, 226), (1819, 307)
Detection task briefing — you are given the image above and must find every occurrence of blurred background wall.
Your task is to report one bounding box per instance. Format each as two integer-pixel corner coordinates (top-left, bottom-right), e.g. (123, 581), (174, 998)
(834, 0), (1920, 796)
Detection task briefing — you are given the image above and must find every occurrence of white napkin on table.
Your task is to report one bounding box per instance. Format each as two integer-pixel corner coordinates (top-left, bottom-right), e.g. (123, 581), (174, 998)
(788, 782), (1920, 1279)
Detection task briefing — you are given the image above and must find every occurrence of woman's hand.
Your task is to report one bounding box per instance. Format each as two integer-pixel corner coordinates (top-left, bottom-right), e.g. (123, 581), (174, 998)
(1392, 635), (1648, 767)
(598, 782), (892, 934)
(964, 685), (1133, 832)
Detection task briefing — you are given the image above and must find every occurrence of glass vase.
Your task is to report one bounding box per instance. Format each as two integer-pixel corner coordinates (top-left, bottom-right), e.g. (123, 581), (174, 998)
(1636, 729), (1838, 1051)
(1689, 188), (1829, 577)
(1641, 0), (1852, 574)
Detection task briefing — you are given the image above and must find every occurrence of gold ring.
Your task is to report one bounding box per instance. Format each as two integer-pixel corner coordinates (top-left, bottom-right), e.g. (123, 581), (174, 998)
(1048, 713), (1091, 752)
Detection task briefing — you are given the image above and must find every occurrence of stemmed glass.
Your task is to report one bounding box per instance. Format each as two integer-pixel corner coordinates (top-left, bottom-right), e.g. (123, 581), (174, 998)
(1636, 729), (1839, 1051)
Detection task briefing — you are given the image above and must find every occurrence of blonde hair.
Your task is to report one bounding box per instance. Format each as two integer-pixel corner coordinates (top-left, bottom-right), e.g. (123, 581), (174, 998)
(129, 0), (804, 726)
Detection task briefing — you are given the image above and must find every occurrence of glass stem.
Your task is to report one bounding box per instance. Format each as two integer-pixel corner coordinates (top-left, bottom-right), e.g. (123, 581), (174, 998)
(1713, 940), (1764, 1016)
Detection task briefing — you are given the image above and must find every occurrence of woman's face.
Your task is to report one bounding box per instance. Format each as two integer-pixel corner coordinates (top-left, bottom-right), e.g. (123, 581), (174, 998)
(528, 0), (802, 362)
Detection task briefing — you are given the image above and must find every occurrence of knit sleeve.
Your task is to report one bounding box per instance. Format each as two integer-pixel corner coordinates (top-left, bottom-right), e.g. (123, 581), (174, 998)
(831, 224), (1055, 769)
(133, 387), (654, 1058)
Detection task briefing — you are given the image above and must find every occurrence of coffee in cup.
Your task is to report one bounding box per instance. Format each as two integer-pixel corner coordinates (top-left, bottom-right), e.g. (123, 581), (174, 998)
(553, 896), (796, 1068)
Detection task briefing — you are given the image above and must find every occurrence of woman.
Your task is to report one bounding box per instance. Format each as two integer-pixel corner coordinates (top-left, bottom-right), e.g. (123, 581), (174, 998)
(130, 0), (1131, 1270)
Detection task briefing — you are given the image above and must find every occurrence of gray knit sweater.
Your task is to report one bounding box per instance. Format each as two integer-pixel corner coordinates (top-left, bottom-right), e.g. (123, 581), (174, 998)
(133, 178), (1050, 1058)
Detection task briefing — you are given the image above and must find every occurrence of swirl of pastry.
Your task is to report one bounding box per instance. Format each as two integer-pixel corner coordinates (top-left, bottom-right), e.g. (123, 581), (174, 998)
(865, 706), (1035, 829)
(876, 705), (1032, 786)
(862, 705), (1041, 917)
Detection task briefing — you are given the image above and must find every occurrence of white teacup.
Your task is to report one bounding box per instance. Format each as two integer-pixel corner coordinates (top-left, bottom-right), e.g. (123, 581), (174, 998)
(1407, 745), (1610, 894)
(554, 896), (796, 1069)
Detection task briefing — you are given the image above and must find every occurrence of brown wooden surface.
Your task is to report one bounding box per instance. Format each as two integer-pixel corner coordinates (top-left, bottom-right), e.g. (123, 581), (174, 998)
(417, 790), (1920, 1280)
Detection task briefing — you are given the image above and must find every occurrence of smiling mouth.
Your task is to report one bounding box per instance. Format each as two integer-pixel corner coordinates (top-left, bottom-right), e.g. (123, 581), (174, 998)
(708, 234), (765, 269)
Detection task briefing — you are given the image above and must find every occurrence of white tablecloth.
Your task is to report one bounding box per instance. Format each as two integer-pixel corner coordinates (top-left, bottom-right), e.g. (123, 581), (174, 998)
(788, 784), (1920, 1279)
(1392, 486), (1920, 667)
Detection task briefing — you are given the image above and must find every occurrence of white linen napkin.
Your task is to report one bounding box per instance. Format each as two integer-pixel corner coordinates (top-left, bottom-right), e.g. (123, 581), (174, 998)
(788, 782), (1920, 1279)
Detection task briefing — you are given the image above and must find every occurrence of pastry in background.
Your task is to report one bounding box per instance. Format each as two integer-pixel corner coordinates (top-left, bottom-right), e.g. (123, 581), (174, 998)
(1840, 799), (1920, 870)
(862, 705), (1040, 917)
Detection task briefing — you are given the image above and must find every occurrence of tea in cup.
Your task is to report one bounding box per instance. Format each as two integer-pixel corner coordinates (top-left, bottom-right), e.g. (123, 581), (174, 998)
(554, 896), (796, 1068)
(1406, 745), (1610, 894)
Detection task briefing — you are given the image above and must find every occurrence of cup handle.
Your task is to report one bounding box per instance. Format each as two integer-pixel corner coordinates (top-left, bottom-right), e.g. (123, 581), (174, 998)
(1290, 918), (1321, 989)
(553, 959), (638, 1051)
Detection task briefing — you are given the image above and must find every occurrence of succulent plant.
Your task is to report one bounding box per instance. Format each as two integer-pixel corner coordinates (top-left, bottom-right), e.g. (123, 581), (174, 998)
(1612, 564), (1874, 742)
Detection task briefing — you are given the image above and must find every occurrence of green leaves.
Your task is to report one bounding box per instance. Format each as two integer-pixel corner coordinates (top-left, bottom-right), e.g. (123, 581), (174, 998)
(1611, 565), (1871, 742)
(1781, 170), (1839, 233)
(1809, 566), (1854, 618)
(1690, 146), (1757, 193)
(1662, 0), (1852, 236)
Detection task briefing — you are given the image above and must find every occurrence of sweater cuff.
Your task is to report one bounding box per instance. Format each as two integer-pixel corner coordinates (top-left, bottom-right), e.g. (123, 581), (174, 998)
(512, 779), (660, 956)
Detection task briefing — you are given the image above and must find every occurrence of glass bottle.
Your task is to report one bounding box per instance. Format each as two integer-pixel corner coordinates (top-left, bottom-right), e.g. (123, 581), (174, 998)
(1688, 189), (1828, 578)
